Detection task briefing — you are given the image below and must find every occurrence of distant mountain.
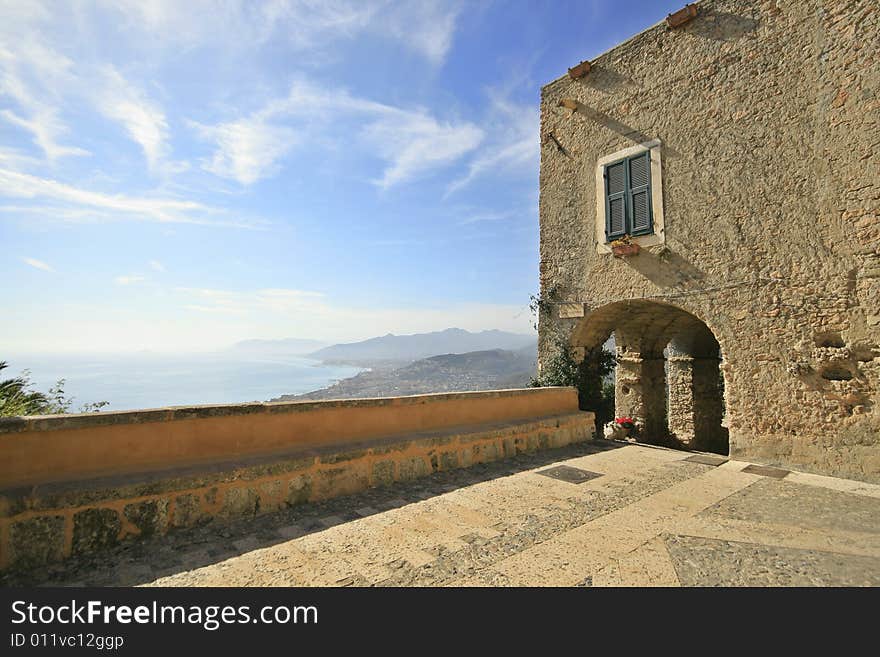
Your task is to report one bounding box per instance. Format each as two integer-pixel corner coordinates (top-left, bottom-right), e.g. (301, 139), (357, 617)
(226, 338), (329, 357)
(514, 340), (538, 363)
(273, 348), (537, 402)
(309, 328), (537, 365)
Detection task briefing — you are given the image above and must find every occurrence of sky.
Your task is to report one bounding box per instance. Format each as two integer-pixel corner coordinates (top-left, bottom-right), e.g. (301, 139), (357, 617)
(2, 0), (686, 353)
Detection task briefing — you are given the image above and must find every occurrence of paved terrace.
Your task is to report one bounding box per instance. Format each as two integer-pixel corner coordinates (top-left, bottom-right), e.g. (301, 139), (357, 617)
(4, 440), (879, 587)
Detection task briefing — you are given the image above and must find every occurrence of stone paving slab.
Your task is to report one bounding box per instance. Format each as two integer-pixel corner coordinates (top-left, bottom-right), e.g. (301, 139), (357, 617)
(684, 454), (729, 467)
(664, 535), (880, 587)
(4, 441), (879, 587)
(487, 466), (760, 586)
(592, 537), (681, 587)
(784, 470), (880, 499)
(674, 515), (880, 558)
(701, 478), (880, 534)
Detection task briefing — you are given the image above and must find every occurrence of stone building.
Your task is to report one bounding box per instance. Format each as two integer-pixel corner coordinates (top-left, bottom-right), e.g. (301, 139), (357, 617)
(537, 0), (879, 482)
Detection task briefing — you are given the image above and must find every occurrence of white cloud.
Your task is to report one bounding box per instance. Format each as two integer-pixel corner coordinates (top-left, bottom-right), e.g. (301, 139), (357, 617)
(0, 11), (182, 174)
(380, 1), (463, 65)
(0, 168), (262, 227)
(458, 210), (517, 225)
(0, 109), (89, 162)
(103, 0), (460, 64)
(194, 119), (298, 186)
(1, 1), (467, 185)
(363, 110), (483, 190)
(102, 0), (371, 51)
(0, 146), (41, 170)
(447, 95), (539, 197)
(257, 1), (379, 48)
(22, 257), (54, 272)
(115, 275), (146, 285)
(0, 35), (89, 162)
(0, 14), (178, 172)
(447, 135), (536, 196)
(0, 168), (198, 219)
(149, 260), (166, 272)
(196, 77), (482, 187)
(96, 67), (171, 172)
(0, 0), (89, 163)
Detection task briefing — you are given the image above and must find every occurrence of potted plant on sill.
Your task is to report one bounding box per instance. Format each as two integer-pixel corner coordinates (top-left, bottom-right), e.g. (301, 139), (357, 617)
(610, 235), (640, 257)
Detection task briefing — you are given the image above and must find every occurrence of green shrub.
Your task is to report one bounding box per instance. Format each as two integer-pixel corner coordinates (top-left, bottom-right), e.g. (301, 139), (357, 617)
(530, 335), (616, 432)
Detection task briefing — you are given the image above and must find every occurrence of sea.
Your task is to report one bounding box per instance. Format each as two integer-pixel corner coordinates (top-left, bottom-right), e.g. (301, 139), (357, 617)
(3, 353), (364, 412)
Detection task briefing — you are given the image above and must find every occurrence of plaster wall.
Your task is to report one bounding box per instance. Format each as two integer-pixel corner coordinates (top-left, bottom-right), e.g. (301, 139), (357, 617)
(0, 389), (594, 571)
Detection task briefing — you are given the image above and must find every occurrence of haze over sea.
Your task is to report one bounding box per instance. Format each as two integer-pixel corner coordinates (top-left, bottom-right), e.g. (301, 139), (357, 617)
(4, 353), (363, 412)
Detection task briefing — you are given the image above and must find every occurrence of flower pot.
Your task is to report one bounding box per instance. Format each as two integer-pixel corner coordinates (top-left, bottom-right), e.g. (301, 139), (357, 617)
(603, 423), (632, 441)
(611, 243), (640, 257)
(666, 4), (698, 28)
(568, 60), (591, 80)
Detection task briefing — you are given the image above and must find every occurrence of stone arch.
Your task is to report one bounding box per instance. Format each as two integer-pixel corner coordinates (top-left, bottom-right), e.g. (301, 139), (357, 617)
(569, 299), (729, 454)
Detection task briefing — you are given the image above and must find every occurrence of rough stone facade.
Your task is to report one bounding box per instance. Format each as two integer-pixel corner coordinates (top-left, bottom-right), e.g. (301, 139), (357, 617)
(538, 0), (879, 481)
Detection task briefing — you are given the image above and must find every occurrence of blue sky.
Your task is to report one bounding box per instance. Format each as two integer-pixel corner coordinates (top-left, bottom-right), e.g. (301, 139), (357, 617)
(2, 0), (684, 353)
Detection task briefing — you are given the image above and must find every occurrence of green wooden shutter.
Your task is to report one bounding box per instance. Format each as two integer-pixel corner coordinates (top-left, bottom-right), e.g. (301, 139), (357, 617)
(605, 160), (627, 240)
(627, 152), (652, 235)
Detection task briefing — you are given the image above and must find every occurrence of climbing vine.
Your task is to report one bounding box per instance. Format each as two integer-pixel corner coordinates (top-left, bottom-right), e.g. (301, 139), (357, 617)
(527, 285), (561, 331)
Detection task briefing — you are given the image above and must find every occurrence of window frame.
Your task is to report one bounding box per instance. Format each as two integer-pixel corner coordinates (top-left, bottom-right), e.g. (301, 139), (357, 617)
(594, 139), (665, 254)
(603, 152), (653, 241)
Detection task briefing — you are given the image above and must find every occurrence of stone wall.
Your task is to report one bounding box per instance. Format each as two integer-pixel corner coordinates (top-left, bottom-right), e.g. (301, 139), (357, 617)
(0, 388), (594, 571)
(538, 0), (879, 481)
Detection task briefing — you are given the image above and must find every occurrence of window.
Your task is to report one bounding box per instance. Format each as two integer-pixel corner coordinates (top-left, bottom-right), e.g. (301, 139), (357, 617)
(594, 139), (664, 254)
(604, 151), (652, 241)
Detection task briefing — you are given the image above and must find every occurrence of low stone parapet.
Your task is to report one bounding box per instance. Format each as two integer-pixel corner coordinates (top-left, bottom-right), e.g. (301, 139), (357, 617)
(0, 388), (594, 571)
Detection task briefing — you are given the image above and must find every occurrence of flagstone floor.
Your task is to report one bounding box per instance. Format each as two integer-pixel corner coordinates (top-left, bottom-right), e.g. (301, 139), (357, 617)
(8, 440), (880, 587)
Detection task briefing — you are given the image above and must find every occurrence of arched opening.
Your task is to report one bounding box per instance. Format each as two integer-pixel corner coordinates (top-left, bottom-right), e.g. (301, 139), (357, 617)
(569, 300), (728, 455)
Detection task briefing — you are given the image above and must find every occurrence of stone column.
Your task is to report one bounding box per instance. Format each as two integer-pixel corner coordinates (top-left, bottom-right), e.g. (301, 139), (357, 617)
(691, 356), (727, 453)
(614, 351), (643, 421)
(641, 357), (668, 440)
(614, 349), (667, 440)
(667, 355), (696, 446)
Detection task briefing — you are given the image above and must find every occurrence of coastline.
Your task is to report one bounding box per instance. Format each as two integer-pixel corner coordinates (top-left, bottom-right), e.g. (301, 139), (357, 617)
(272, 350), (536, 402)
